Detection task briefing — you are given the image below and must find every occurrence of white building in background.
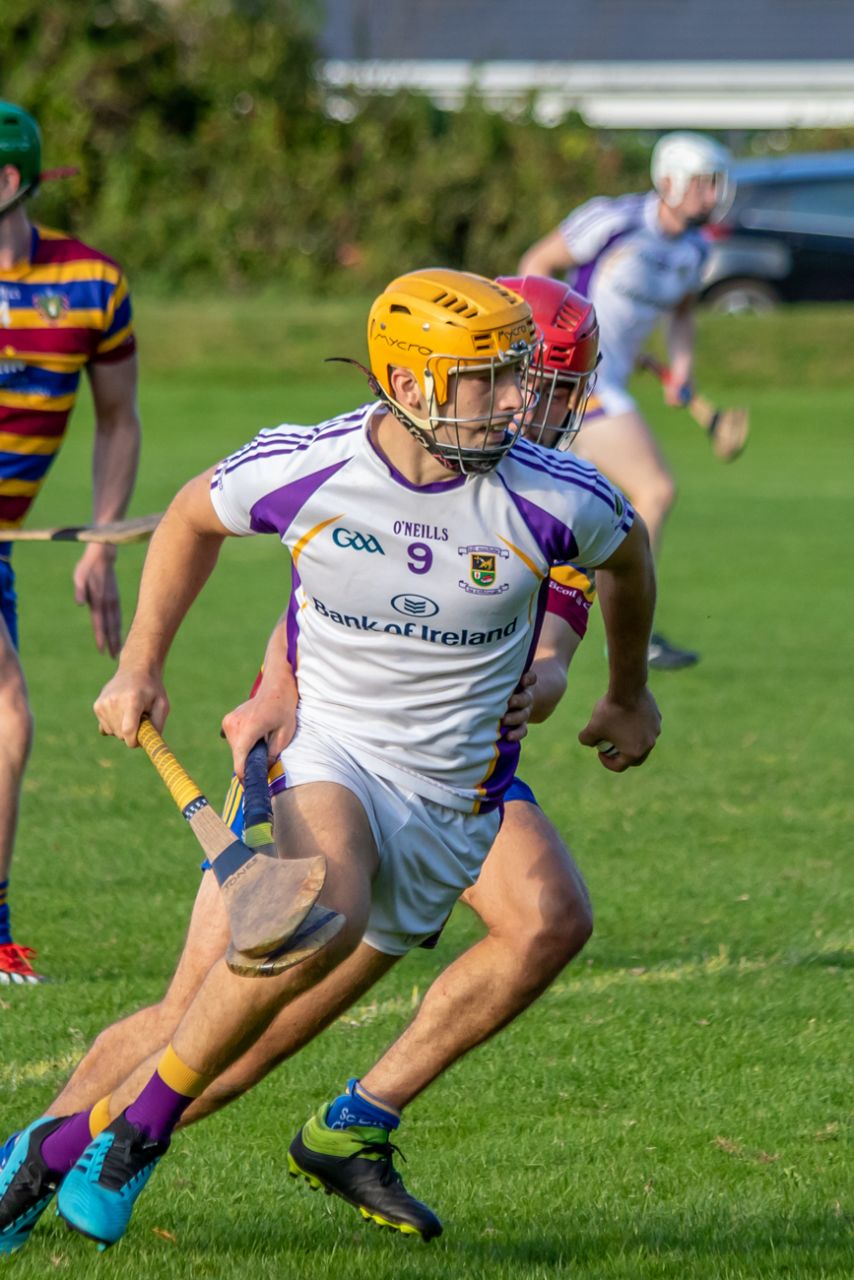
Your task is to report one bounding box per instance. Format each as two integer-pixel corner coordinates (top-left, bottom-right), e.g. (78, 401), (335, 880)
(318, 0), (854, 128)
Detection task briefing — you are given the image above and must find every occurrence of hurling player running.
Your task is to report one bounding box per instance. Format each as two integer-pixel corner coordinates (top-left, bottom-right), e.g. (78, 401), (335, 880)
(0, 104), (140, 983)
(520, 131), (732, 670)
(0, 270), (657, 1254)
(0, 276), (606, 1243)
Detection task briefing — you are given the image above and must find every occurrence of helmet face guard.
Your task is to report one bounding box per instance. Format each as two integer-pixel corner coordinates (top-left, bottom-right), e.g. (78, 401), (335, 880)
(0, 102), (41, 217)
(0, 102), (77, 218)
(404, 341), (541, 475)
(368, 269), (541, 475)
(495, 275), (600, 451)
(524, 362), (599, 451)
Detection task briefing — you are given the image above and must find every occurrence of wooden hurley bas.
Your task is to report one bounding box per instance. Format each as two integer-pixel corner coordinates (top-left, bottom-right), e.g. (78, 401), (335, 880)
(637, 353), (750, 462)
(224, 737), (346, 977)
(137, 718), (327, 960)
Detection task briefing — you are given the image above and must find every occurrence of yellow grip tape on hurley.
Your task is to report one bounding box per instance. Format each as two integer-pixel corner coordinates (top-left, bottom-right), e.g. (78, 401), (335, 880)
(138, 717), (203, 812)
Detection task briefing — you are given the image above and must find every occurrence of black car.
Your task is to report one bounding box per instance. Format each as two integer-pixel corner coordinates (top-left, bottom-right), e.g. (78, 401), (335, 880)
(700, 150), (854, 311)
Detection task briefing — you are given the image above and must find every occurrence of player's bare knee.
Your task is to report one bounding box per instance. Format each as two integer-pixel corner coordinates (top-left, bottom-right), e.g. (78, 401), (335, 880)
(642, 472), (677, 521)
(527, 887), (594, 976)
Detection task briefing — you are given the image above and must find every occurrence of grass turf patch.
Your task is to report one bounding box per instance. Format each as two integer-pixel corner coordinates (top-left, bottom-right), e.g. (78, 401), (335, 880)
(0, 299), (851, 1278)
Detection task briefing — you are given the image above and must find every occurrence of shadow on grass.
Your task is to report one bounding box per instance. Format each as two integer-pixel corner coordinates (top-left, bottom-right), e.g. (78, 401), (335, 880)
(146, 1201), (853, 1277)
(788, 949), (853, 970)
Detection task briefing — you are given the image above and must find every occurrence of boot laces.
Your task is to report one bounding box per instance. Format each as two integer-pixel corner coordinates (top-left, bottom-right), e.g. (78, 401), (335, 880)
(354, 1138), (406, 1188)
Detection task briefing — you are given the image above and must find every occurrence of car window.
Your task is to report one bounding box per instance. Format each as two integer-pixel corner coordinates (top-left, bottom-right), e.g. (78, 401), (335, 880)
(737, 178), (854, 235)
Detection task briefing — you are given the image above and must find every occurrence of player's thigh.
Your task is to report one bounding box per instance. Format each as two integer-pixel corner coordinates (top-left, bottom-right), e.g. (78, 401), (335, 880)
(461, 799), (591, 938)
(272, 781), (379, 942)
(573, 409), (673, 497)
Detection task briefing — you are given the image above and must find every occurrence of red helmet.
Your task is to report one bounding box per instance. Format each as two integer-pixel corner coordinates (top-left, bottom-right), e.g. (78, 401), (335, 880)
(496, 275), (599, 449)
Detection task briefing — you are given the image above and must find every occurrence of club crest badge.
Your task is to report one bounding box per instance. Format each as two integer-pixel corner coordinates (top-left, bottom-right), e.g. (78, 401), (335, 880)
(34, 291), (69, 324)
(458, 544), (510, 595)
(471, 553), (496, 587)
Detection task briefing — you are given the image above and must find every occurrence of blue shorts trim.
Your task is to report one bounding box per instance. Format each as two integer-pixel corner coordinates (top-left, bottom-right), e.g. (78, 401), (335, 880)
(0, 548), (18, 651)
(504, 776), (538, 806)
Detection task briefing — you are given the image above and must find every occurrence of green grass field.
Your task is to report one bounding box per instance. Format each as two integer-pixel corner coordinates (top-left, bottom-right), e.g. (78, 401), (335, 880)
(1, 298), (851, 1279)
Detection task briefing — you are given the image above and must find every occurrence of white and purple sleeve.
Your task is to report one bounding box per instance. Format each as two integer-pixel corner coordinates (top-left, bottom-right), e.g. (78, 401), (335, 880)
(559, 196), (631, 265)
(209, 431), (279, 535)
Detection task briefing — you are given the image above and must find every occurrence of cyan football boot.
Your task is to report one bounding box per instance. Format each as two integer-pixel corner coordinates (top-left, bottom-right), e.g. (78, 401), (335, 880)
(57, 1113), (168, 1249)
(0, 1117), (63, 1255)
(0, 1131), (20, 1172)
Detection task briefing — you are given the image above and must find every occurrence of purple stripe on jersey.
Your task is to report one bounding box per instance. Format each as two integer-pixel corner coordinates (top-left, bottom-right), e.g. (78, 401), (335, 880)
(248, 459), (350, 536)
(220, 423), (362, 478)
(286, 566), (301, 670)
(481, 583), (550, 804)
(572, 225), (636, 298)
(511, 451), (626, 516)
(498, 474), (578, 564)
(480, 735), (520, 807)
(513, 439), (620, 503)
(367, 431), (467, 493)
(227, 408), (370, 459)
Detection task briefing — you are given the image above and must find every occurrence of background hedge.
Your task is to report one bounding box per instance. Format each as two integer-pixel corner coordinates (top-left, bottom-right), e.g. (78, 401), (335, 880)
(3, 0), (853, 291)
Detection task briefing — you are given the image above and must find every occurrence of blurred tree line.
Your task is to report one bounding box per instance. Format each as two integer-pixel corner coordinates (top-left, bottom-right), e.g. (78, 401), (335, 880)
(3, 0), (852, 292)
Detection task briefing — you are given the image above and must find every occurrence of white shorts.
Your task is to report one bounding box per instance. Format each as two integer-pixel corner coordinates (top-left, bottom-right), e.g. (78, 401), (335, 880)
(278, 722), (501, 956)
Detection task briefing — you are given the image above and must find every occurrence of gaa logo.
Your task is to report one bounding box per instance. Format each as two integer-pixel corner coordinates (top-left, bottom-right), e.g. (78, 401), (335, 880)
(332, 527), (385, 554)
(390, 593), (439, 617)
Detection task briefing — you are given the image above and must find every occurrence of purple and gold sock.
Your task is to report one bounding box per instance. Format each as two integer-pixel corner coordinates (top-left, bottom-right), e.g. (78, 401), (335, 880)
(40, 1110), (97, 1175)
(0, 881), (11, 945)
(325, 1078), (401, 1131)
(124, 1046), (212, 1144)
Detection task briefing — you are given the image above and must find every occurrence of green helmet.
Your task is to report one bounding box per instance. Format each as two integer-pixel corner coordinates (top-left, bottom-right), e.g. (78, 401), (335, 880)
(0, 101), (42, 197)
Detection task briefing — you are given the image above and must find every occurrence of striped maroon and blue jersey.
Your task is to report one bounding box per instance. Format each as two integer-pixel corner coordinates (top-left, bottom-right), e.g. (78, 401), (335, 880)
(0, 224), (136, 529)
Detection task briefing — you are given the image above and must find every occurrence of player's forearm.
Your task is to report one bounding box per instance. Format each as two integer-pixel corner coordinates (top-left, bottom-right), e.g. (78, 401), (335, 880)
(667, 301), (696, 388)
(596, 524), (656, 704)
(527, 612), (583, 722)
(528, 656), (568, 723)
(518, 229), (576, 278)
(257, 614), (298, 703)
(119, 481), (226, 675)
(91, 412), (141, 524)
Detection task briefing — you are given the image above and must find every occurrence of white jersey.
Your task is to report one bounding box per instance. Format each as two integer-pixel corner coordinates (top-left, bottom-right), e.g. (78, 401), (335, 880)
(561, 191), (708, 391)
(211, 404), (633, 813)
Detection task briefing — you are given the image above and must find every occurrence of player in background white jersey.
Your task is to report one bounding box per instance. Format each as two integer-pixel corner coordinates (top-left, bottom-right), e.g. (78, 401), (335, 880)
(0, 271), (658, 1253)
(520, 132), (733, 670)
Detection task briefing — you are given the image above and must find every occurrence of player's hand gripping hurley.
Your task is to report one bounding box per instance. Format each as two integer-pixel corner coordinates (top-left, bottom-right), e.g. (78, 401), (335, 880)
(225, 741), (346, 977)
(136, 717), (326, 960)
(637, 353), (749, 462)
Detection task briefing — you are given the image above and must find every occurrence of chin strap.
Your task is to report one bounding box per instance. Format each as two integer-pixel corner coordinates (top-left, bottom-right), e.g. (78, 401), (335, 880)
(324, 356), (385, 400)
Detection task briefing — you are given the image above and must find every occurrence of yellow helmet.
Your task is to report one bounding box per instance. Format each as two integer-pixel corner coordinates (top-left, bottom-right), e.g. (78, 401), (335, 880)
(367, 268), (540, 474)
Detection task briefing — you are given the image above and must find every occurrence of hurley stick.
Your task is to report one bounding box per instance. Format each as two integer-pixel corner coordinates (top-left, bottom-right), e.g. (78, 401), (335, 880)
(225, 740), (346, 977)
(1, 513), (162, 544)
(637, 354), (749, 462)
(137, 718), (326, 958)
